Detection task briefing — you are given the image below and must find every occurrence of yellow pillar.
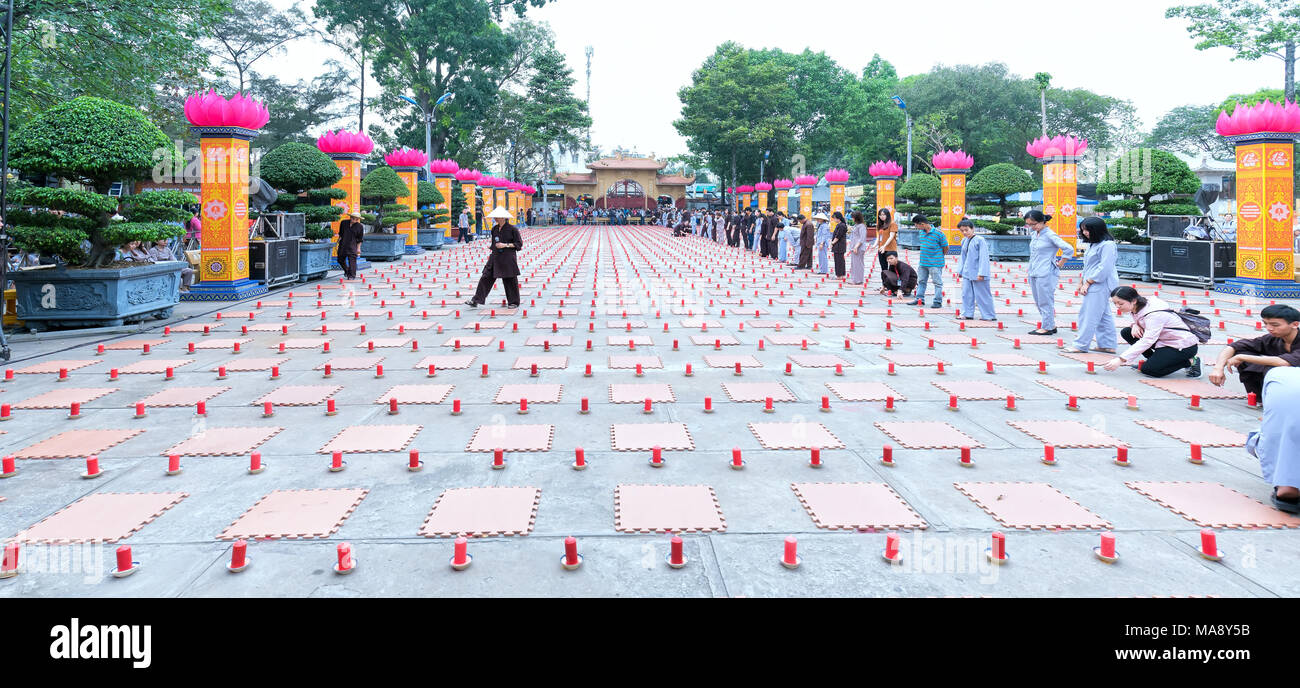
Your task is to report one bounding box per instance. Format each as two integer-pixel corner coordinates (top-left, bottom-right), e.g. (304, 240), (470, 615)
(326, 154), (362, 258)
(461, 180), (477, 230)
(755, 183), (769, 212)
(433, 174), (454, 238)
(393, 167), (420, 249)
(798, 186), (812, 219)
(938, 169), (970, 250)
(874, 176), (898, 219)
(185, 133), (263, 300)
(1228, 137), (1298, 292)
(1040, 160), (1079, 258)
(829, 184), (845, 219)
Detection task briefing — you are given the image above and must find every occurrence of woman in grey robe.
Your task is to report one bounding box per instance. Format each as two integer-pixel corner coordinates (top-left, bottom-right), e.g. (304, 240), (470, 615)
(847, 211), (868, 284)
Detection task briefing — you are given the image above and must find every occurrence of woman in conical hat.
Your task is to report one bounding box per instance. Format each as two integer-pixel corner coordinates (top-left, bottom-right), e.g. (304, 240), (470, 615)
(466, 207), (523, 309)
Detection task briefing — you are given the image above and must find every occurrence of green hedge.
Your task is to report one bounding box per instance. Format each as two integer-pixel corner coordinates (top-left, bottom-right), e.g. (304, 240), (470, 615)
(970, 205), (1002, 215)
(1095, 199), (1142, 213)
(1106, 217), (1147, 229)
(1148, 203), (1201, 216)
(1111, 227), (1150, 245)
(973, 220), (1016, 234)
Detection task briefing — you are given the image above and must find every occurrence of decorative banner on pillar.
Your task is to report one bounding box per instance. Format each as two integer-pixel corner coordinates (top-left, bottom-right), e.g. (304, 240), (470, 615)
(394, 169), (419, 247)
(1042, 162), (1079, 257)
(434, 175), (454, 238)
(461, 182), (477, 226)
(875, 178), (897, 218)
(1235, 141), (1295, 281)
(199, 136), (251, 284)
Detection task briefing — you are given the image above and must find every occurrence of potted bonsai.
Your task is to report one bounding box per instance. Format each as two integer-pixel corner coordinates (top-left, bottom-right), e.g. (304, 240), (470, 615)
(967, 162), (1038, 261)
(258, 141), (345, 282)
(1096, 149), (1198, 282)
(358, 166), (420, 261)
(1110, 226), (1153, 281)
(416, 179), (449, 249)
(6, 96), (188, 330)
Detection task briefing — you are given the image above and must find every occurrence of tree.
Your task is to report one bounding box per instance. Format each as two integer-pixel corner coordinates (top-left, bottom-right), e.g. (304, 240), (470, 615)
(1167, 0), (1300, 102)
(1096, 149), (1201, 215)
(522, 46), (592, 180)
(911, 112), (963, 173)
(8, 0), (231, 131)
(1144, 104), (1234, 158)
(313, 0), (553, 160)
(310, 20), (378, 131)
(8, 97), (188, 267)
(260, 142), (343, 194)
(897, 173), (941, 205)
(208, 0), (312, 93)
(417, 180), (450, 227)
(967, 163), (1039, 218)
(1034, 72), (1052, 137)
(244, 72), (348, 151)
(360, 166), (421, 232)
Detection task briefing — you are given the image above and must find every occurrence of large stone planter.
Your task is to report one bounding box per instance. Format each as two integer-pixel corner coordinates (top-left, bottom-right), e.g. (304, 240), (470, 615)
(360, 233), (405, 262)
(1116, 243), (1152, 281)
(984, 234), (1032, 261)
(10, 261), (182, 331)
(298, 241), (333, 282)
(897, 228), (920, 250)
(417, 228), (444, 250)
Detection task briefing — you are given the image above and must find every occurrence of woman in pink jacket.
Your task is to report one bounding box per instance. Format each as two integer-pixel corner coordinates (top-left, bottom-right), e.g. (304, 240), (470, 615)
(1101, 286), (1201, 378)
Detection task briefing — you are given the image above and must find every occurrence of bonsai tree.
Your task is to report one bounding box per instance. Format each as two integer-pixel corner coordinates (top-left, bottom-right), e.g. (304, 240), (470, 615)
(450, 184), (466, 223)
(1096, 149), (1199, 223)
(259, 142), (346, 238)
(7, 96), (188, 267)
(968, 163), (1038, 219)
(359, 166), (421, 232)
(416, 180), (449, 227)
(896, 172), (940, 218)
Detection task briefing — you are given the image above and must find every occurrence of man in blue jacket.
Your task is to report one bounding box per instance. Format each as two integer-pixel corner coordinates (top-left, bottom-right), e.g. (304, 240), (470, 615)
(908, 214), (948, 308)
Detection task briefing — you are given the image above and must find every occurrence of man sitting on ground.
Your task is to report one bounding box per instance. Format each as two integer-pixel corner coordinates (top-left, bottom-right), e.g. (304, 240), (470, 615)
(1209, 304), (1300, 405)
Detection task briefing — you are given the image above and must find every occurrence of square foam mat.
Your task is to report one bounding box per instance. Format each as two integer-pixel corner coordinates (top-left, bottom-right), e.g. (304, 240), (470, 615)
(747, 422), (845, 450)
(494, 383), (564, 404)
(163, 426), (283, 456)
(13, 387), (118, 409)
(954, 482), (1111, 530)
(610, 422), (695, 451)
(12, 360), (101, 374)
(606, 335), (654, 346)
(191, 338), (254, 350)
(442, 336), (494, 347)
(1036, 379), (1129, 399)
(1138, 378), (1244, 399)
(930, 380), (1019, 400)
(314, 356), (385, 370)
(788, 354), (852, 368)
(13, 429), (146, 459)
(512, 356), (569, 370)
(703, 354), (762, 368)
(13, 492), (188, 543)
(873, 421), (984, 449)
(721, 381), (796, 403)
(878, 352), (950, 366)
(1005, 420), (1121, 448)
(1134, 419), (1248, 447)
(253, 385), (342, 407)
(373, 384), (454, 405)
(114, 359), (195, 375)
(102, 338), (171, 350)
(210, 358), (282, 372)
(137, 386), (231, 407)
(1126, 481), (1300, 529)
(418, 487), (542, 538)
(218, 488), (368, 540)
(614, 484), (726, 533)
(413, 354), (476, 370)
(609, 383), (676, 404)
(969, 352), (1041, 366)
(690, 334), (741, 346)
(319, 424), (422, 453)
(465, 423), (554, 452)
(524, 336), (573, 346)
(791, 482), (927, 530)
(824, 381), (905, 401)
(608, 355), (663, 369)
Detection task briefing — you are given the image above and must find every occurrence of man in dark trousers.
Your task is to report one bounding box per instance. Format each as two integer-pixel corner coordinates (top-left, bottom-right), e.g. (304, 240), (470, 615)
(760, 208), (777, 258)
(337, 213), (364, 279)
(725, 212), (738, 247)
(797, 213), (818, 269)
(466, 206), (523, 309)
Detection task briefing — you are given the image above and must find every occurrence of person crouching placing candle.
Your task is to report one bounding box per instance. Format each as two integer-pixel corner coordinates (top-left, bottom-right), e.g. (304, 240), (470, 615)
(1101, 286), (1201, 378)
(1246, 367), (1300, 513)
(465, 207), (522, 310)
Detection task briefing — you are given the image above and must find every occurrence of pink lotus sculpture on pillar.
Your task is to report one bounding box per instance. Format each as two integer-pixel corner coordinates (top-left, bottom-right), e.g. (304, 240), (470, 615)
(754, 182), (773, 192)
(737, 184), (754, 194)
(384, 147), (429, 168)
(773, 179), (793, 190)
(1025, 135), (1089, 159)
(429, 159), (460, 176)
(868, 160), (904, 178)
(794, 175), (818, 186)
(823, 168), (850, 183)
(183, 90), (270, 130)
(455, 169), (483, 182)
(316, 130), (374, 156)
(931, 150), (974, 171)
(1215, 99), (1300, 137)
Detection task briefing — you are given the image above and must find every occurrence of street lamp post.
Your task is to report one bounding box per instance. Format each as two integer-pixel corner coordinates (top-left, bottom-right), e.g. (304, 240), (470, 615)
(398, 91), (454, 178)
(892, 95), (912, 179)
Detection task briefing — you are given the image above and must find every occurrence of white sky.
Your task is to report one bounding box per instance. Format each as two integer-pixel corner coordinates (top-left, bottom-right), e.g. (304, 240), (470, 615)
(269, 0), (1284, 158)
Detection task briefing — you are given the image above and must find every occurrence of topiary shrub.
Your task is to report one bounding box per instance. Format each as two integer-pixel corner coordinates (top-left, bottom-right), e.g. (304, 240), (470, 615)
(261, 142), (345, 238)
(973, 220), (1016, 234)
(1111, 226), (1150, 244)
(6, 96), (184, 267)
(360, 166), (420, 232)
(1096, 149), (1199, 215)
(897, 173), (940, 205)
(417, 180), (449, 227)
(1095, 198), (1142, 213)
(967, 163), (1038, 219)
(1148, 203), (1201, 216)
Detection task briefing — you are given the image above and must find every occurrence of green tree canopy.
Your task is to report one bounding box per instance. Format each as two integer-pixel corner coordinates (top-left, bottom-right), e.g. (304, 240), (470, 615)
(360, 166), (419, 230)
(1096, 149), (1201, 215)
(1144, 104), (1233, 158)
(522, 46), (592, 178)
(260, 142), (344, 195)
(967, 163), (1039, 217)
(897, 173), (941, 204)
(1167, 0), (1300, 102)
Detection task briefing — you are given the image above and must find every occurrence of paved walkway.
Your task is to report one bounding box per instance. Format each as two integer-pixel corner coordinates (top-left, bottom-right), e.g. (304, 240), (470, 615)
(0, 226), (1292, 597)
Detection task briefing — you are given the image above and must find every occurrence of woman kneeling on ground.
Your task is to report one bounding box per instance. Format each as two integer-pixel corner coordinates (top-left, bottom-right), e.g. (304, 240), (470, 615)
(1101, 285), (1201, 378)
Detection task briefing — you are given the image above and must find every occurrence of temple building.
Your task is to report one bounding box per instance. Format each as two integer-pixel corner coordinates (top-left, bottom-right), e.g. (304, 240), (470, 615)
(551, 153), (694, 209)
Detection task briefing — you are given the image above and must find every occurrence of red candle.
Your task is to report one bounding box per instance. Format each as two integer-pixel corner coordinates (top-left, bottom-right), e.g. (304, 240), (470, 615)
(669, 536), (684, 565)
(652, 446), (663, 464)
(1067, 396), (1078, 408)
(1043, 445), (1055, 462)
(1200, 529), (1217, 556)
(409, 450), (420, 469)
(885, 396), (895, 410)
(949, 395), (958, 409)
(519, 398), (528, 413)
(1100, 532), (1116, 558)
(574, 447), (585, 467)
(888, 362), (896, 375)
(493, 448), (504, 466)
(1038, 361), (1047, 373)
(323, 342), (331, 353)
(110, 369), (119, 380)
(704, 396), (713, 411)
(1116, 446), (1129, 464)
(1191, 444), (1203, 462)
(732, 448), (743, 466)
(1190, 394), (1201, 408)
(960, 446), (972, 464)
(337, 543), (353, 570)
(116, 546), (132, 572)
(685, 364), (693, 376)
(783, 536), (798, 565)
(1006, 395), (1016, 410)
(263, 401), (274, 416)
(2, 456), (14, 474)
(390, 398), (399, 414)
(810, 447), (821, 466)
(167, 454), (180, 472)
(331, 451), (344, 469)
(452, 399), (461, 414)
(135, 402), (146, 417)
(886, 533), (900, 559)
(991, 532), (1006, 559)
(735, 362), (742, 375)
(565, 537), (580, 566)
(250, 452), (262, 471)
(764, 397), (774, 411)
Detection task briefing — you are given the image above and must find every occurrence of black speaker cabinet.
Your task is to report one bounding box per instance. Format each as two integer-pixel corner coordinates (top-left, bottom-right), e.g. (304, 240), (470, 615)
(249, 238), (301, 288)
(1150, 238), (1236, 287)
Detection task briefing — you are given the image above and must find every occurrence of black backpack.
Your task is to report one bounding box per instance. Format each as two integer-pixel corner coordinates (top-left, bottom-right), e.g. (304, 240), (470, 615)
(1155, 308), (1212, 344)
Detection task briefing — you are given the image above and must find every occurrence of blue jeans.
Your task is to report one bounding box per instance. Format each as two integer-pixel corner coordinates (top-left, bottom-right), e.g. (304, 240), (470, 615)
(916, 265), (944, 305)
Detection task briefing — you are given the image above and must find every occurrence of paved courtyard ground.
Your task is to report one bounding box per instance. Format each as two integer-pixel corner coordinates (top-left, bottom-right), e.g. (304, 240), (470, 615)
(0, 225), (1291, 598)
